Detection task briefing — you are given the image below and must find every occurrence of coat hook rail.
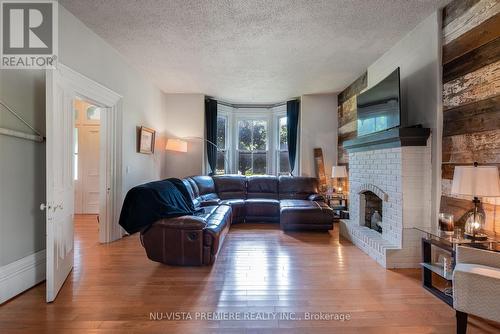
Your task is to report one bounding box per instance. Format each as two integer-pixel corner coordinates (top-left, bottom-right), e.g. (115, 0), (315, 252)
(0, 99), (45, 143)
(0, 127), (45, 142)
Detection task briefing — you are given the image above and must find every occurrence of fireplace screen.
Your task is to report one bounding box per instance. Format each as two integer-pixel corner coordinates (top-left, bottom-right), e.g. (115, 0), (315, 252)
(361, 191), (383, 233)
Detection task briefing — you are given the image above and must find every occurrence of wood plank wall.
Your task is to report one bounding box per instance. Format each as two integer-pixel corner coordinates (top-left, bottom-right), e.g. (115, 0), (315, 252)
(337, 0), (499, 231)
(441, 0), (500, 232)
(337, 72), (367, 165)
(336, 72), (367, 194)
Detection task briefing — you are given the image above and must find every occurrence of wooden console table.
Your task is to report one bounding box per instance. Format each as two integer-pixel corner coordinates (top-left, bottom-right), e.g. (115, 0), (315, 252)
(414, 227), (498, 306)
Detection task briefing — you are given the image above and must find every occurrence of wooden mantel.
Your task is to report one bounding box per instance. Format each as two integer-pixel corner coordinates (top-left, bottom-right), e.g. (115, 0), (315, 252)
(343, 127), (430, 153)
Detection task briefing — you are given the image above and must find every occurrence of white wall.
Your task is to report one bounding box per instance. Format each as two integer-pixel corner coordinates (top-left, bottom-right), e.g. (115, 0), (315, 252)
(0, 5), (171, 301)
(366, 12), (442, 226)
(299, 94), (338, 179)
(0, 70), (46, 266)
(164, 94), (205, 178)
(58, 6), (168, 195)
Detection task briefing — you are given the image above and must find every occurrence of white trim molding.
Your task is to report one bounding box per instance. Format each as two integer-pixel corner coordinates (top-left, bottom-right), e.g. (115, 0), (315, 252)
(55, 64), (124, 243)
(0, 250), (46, 304)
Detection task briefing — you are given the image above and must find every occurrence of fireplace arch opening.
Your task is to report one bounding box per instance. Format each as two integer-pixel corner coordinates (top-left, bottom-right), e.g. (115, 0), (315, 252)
(359, 191), (383, 233)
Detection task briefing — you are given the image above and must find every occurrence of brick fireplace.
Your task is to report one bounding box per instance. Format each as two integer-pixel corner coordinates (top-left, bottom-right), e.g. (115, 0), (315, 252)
(339, 128), (432, 268)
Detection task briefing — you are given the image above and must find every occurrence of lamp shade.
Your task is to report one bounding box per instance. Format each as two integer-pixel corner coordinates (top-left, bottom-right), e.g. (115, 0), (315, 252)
(165, 139), (188, 153)
(451, 165), (500, 197)
(332, 166), (348, 178)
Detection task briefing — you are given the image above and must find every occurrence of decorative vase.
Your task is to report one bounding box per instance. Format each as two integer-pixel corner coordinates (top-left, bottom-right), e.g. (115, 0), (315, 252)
(438, 213), (454, 235)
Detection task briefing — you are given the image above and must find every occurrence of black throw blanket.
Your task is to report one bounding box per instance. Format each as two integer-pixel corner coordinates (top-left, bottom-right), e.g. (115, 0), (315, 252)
(119, 178), (196, 234)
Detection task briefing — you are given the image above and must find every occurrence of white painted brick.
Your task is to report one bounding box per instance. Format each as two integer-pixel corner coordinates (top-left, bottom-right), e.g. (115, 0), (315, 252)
(345, 144), (431, 269)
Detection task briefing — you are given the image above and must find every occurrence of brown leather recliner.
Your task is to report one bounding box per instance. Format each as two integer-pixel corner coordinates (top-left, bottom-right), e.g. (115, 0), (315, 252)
(140, 175), (333, 266)
(141, 205), (232, 265)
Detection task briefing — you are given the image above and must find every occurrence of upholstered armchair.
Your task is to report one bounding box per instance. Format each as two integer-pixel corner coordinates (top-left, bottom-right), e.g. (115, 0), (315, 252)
(452, 245), (500, 334)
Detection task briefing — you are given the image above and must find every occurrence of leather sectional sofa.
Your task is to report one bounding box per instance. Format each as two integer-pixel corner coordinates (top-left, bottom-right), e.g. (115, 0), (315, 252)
(141, 175), (333, 266)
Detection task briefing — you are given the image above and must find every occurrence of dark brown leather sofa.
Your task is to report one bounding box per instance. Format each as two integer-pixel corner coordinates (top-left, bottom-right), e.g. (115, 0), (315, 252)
(141, 175), (333, 266)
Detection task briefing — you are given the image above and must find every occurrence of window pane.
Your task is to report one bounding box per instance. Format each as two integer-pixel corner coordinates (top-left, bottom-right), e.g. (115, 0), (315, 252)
(238, 120), (252, 150)
(252, 121), (267, 151)
(238, 152), (252, 175)
(86, 106), (100, 120)
(279, 117), (288, 150)
(253, 152), (267, 175)
(217, 117), (226, 149)
(279, 151), (290, 174)
(216, 151), (225, 174)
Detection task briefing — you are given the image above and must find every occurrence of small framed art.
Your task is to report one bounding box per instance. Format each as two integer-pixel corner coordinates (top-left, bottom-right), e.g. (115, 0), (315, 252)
(138, 126), (156, 154)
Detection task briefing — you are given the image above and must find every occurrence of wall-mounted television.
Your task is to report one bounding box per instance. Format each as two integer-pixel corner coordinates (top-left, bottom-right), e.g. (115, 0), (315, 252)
(356, 68), (401, 137)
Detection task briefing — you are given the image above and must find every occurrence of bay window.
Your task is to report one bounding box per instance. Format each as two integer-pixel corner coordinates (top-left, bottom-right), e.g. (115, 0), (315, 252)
(213, 104), (295, 176)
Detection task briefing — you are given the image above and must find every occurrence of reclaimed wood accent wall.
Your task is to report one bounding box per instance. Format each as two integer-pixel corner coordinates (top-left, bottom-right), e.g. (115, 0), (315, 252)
(441, 0), (500, 232)
(337, 72), (367, 165)
(336, 72), (367, 195)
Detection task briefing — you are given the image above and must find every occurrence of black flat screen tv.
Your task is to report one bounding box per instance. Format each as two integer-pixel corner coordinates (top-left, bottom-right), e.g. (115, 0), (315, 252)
(356, 68), (401, 137)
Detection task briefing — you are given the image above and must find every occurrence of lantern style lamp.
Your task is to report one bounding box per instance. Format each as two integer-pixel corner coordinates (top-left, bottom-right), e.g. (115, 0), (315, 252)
(451, 163), (500, 240)
(331, 166), (348, 194)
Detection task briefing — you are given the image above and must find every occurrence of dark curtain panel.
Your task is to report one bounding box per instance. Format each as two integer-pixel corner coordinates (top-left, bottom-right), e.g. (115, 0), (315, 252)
(286, 99), (300, 175)
(205, 98), (218, 175)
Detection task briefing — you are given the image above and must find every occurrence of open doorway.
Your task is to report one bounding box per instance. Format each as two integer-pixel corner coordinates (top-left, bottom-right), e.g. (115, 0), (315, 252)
(73, 99), (101, 236)
(45, 64), (123, 302)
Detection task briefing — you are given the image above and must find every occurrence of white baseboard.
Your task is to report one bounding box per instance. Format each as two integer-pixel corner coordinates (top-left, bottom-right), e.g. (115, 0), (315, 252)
(0, 249), (46, 304)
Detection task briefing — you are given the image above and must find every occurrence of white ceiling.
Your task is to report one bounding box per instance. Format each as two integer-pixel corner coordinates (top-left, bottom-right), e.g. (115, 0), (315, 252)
(60, 0), (449, 103)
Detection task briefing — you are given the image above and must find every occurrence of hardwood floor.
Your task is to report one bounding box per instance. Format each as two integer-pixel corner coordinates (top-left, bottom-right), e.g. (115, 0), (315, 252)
(1, 215), (499, 333)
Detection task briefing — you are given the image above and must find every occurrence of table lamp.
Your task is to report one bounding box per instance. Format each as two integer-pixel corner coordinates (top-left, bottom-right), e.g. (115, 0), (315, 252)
(451, 163), (500, 240)
(331, 166), (348, 194)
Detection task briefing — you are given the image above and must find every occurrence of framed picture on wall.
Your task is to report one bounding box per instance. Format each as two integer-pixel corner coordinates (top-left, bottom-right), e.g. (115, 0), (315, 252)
(138, 126), (156, 154)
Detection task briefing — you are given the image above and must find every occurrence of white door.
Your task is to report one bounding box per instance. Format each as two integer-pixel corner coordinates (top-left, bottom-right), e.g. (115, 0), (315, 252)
(75, 126), (100, 214)
(45, 68), (75, 302)
(83, 127), (100, 213)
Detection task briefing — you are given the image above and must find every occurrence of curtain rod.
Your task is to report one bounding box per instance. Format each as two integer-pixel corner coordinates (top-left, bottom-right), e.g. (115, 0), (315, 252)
(209, 97), (300, 109)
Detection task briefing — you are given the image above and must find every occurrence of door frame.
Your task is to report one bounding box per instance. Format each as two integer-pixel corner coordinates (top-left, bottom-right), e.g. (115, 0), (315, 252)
(53, 63), (123, 243)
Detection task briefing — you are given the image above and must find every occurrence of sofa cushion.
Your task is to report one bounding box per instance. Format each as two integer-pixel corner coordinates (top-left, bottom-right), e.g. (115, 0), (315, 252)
(182, 178), (201, 208)
(247, 175), (278, 199)
(220, 199), (245, 223)
(193, 205), (219, 220)
(280, 200), (333, 231)
(278, 176), (319, 200)
(203, 205), (232, 262)
(190, 175), (219, 202)
(245, 198), (280, 222)
(280, 199), (318, 208)
(214, 175), (247, 199)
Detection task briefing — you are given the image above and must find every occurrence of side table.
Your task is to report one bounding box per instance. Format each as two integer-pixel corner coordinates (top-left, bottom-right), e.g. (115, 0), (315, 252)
(414, 227), (499, 306)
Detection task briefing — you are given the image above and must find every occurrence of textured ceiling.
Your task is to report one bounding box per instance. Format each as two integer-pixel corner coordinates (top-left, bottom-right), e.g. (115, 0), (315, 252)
(60, 0), (449, 103)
